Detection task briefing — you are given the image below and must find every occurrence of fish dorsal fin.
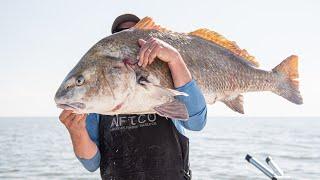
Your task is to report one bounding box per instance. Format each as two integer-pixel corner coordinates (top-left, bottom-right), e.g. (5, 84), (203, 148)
(189, 28), (259, 67)
(133, 16), (169, 32)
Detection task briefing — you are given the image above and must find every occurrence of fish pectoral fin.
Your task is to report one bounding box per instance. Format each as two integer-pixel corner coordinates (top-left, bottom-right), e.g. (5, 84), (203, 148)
(139, 81), (188, 96)
(166, 88), (188, 97)
(222, 94), (244, 114)
(154, 99), (189, 120)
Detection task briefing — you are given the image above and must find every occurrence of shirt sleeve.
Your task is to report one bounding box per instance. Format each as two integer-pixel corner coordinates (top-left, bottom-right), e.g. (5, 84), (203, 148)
(76, 113), (101, 172)
(174, 80), (207, 131)
(76, 150), (101, 172)
(85, 113), (100, 146)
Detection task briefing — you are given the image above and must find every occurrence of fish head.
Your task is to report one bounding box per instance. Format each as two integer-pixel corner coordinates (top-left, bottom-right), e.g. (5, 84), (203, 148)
(55, 34), (139, 114)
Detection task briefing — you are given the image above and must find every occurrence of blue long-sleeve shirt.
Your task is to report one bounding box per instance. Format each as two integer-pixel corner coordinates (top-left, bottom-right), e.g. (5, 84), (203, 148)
(77, 80), (207, 172)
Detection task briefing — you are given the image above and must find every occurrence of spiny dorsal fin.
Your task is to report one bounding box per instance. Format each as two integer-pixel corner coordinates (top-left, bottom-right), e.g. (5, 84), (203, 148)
(133, 16), (169, 32)
(189, 28), (259, 67)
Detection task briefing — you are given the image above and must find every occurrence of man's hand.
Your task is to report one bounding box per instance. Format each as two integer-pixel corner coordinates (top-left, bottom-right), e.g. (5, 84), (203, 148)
(137, 38), (180, 68)
(59, 110), (97, 159)
(59, 110), (87, 135)
(137, 37), (192, 88)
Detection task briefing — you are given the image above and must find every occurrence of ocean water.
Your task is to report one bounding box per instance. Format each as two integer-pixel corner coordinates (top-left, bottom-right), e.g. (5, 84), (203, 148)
(0, 117), (319, 180)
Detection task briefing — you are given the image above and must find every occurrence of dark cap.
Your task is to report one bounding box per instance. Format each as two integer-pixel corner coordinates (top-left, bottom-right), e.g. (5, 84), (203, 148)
(111, 14), (140, 34)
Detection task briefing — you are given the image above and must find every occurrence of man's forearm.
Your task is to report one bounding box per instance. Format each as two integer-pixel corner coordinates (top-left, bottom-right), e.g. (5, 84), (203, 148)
(69, 130), (98, 159)
(168, 53), (192, 88)
(175, 80), (207, 130)
(59, 111), (100, 172)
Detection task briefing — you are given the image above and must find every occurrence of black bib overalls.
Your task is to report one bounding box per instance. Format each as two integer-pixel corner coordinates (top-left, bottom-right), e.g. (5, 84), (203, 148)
(99, 114), (191, 180)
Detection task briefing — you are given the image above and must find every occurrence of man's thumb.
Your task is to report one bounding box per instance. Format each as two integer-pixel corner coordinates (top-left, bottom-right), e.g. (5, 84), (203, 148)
(138, 39), (146, 46)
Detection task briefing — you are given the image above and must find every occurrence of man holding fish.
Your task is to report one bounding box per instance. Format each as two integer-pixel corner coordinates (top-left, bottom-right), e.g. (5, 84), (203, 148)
(58, 14), (207, 180)
(56, 10), (302, 179)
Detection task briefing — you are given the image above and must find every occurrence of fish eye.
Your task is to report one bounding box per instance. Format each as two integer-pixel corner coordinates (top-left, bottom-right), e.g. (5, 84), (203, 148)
(75, 75), (85, 86)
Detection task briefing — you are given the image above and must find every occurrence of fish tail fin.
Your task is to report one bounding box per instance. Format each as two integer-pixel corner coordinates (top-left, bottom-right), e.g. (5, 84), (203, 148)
(272, 55), (303, 104)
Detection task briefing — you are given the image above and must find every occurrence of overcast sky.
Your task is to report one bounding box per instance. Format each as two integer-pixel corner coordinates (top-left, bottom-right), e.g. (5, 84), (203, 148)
(0, 0), (319, 117)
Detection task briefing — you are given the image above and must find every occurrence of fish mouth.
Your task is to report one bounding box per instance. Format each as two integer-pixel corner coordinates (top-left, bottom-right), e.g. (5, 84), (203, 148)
(56, 102), (86, 111)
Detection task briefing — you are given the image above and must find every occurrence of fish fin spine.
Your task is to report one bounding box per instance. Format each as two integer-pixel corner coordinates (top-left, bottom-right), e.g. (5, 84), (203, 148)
(189, 28), (259, 67)
(272, 55), (303, 104)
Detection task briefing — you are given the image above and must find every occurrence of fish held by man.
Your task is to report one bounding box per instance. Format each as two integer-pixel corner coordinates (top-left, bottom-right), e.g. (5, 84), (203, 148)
(54, 17), (303, 120)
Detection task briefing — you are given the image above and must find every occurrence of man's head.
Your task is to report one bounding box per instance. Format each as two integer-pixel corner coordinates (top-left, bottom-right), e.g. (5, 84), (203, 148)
(111, 14), (140, 34)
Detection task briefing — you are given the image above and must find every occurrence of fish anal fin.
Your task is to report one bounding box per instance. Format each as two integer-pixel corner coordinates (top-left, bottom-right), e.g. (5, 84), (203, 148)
(133, 17), (169, 32)
(189, 28), (259, 67)
(154, 99), (189, 120)
(222, 94), (244, 114)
